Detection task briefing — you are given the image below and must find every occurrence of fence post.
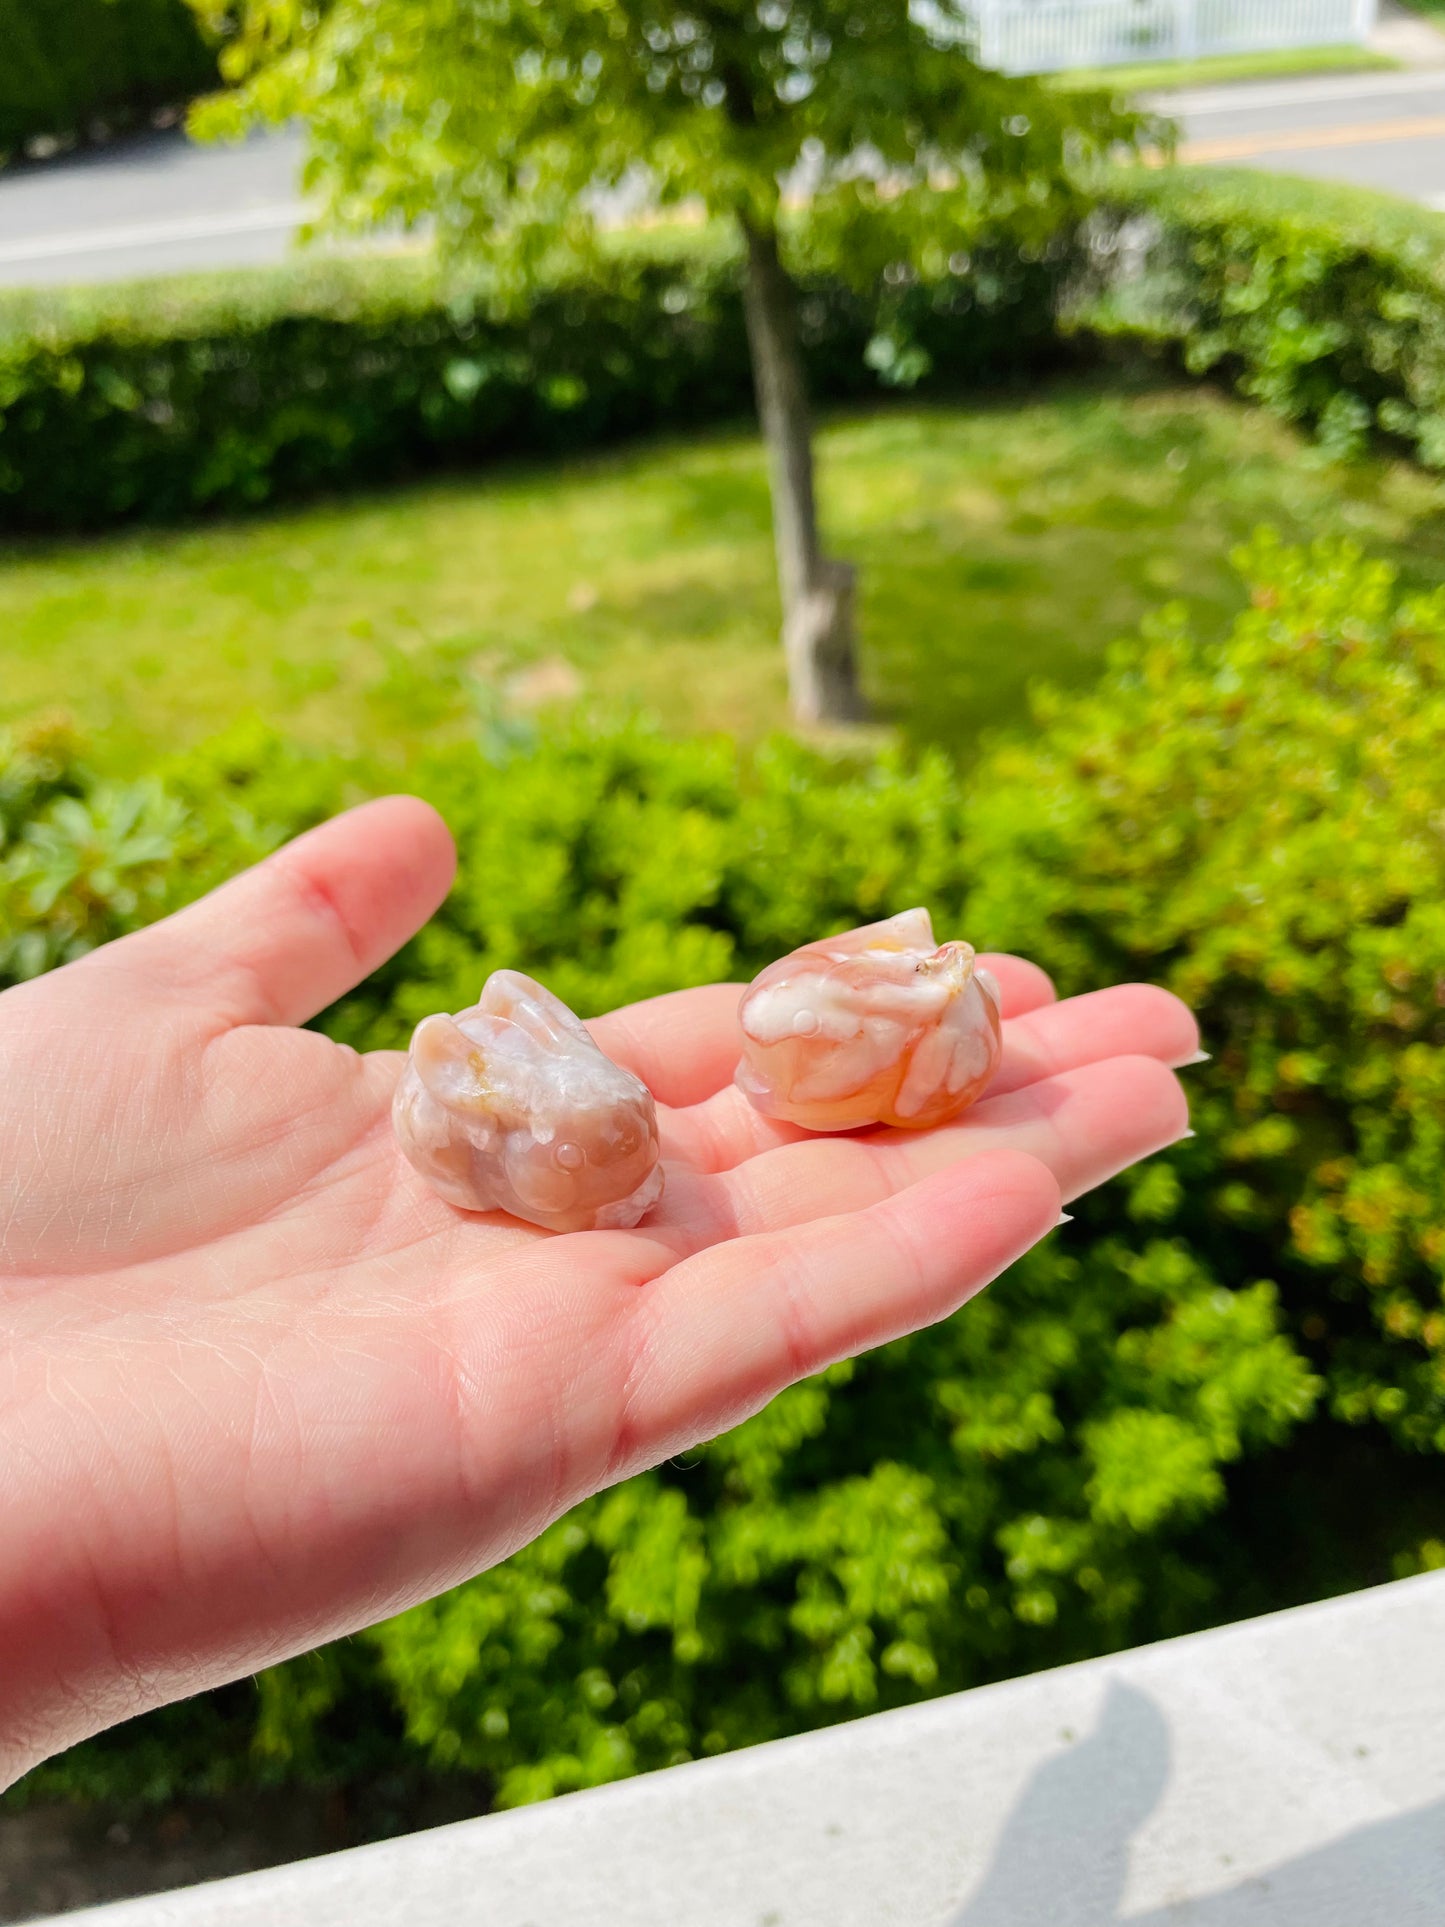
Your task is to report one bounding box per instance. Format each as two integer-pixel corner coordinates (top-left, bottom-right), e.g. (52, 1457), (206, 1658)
(1352, 0), (1380, 41)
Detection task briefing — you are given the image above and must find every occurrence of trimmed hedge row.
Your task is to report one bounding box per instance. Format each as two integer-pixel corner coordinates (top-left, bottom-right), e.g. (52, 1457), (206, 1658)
(5, 534), (1443, 1810)
(0, 228), (1085, 533)
(8, 166), (1445, 535)
(1094, 166), (1445, 465)
(0, 0), (215, 155)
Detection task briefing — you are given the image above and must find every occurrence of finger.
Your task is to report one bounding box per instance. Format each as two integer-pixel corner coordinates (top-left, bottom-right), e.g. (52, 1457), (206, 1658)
(977, 952), (1056, 1018)
(903, 1054), (1189, 1202)
(591, 955), (1054, 1119)
(591, 953), (1055, 1106)
(105, 797), (456, 1030)
(588, 983), (745, 1108)
(681, 1054), (1186, 1243)
(985, 984), (1199, 1097)
(607, 1151), (1061, 1473)
(669, 984), (1195, 1174)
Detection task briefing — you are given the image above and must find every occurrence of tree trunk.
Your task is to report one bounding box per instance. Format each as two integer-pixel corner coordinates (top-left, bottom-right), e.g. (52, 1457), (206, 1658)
(739, 216), (866, 724)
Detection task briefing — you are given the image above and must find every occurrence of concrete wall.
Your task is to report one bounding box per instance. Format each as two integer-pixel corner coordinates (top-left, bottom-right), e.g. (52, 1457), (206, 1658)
(40, 1570), (1445, 1927)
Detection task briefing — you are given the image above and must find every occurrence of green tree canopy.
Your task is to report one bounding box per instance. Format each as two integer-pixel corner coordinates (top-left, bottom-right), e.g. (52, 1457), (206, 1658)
(195, 0), (1152, 717)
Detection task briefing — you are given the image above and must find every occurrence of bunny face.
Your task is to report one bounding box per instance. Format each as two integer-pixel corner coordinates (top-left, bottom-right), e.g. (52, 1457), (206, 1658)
(393, 970), (663, 1232)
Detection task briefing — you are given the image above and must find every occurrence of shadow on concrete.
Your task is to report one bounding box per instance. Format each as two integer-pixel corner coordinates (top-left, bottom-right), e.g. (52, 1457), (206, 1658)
(1131, 1799), (1445, 1925)
(949, 1680), (1445, 1926)
(950, 1682), (1170, 1926)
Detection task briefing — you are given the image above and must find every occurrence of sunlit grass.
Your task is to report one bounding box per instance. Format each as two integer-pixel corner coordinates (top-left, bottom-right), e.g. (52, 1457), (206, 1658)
(1049, 43), (1395, 93)
(5, 373), (1445, 769)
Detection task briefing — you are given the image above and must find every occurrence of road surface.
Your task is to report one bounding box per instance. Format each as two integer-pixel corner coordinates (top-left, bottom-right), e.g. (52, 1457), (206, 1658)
(7, 68), (1445, 288)
(1157, 65), (1445, 207)
(0, 125), (309, 288)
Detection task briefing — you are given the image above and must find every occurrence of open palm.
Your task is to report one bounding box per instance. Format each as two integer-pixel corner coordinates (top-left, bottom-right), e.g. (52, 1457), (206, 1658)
(0, 799), (1195, 1786)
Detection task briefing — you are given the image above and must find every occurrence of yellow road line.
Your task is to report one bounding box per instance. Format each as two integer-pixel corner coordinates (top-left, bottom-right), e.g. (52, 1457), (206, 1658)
(1180, 116), (1445, 163)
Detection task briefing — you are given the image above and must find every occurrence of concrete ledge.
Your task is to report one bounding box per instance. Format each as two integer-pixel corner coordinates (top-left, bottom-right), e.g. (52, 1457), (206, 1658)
(40, 1572), (1445, 1926)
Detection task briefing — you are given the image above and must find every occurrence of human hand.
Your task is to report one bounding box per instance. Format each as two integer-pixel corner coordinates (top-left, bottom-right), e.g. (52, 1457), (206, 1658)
(0, 800), (1195, 1784)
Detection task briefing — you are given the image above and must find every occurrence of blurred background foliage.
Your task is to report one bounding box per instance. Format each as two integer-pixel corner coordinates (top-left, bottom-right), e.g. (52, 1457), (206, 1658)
(0, 218), (1077, 532)
(1096, 166), (1445, 469)
(11, 168), (1445, 535)
(188, 0), (1149, 292)
(4, 534), (1442, 1810)
(0, 0), (216, 157)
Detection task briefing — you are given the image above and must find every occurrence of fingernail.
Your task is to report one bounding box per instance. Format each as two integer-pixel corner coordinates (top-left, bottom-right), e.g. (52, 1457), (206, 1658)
(1178, 1050), (1211, 1067)
(1178, 1128), (1197, 1141)
(1055, 1212), (1074, 1228)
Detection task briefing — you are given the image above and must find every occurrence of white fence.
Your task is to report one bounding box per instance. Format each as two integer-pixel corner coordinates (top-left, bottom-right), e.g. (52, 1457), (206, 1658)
(969, 0), (1380, 73)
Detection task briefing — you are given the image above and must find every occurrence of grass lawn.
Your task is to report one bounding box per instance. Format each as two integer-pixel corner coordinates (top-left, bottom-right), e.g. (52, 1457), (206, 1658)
(1049, 44), (1396, 94)
(5, 374), (1445, 770)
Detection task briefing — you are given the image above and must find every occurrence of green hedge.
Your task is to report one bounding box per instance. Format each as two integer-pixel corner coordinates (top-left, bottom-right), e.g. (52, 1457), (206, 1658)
(9, 163), (1445, 539)
(1094, 166), (1445, 465)
(0, 225), (1085, 534)
(5, 533), (1442, 1810)
(0, 0), (216, 155)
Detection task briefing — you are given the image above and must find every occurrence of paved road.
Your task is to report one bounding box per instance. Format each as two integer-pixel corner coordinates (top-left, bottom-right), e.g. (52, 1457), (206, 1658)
(1156, 66), (1445, 207)
(8, 66), (1445, 289)
(0, 125), (309, 288)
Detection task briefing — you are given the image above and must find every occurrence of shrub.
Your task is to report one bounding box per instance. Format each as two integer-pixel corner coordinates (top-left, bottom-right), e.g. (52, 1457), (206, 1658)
(11, 160), (1445, 540)
(6, 534), (1442, 1813)
(0, 707), (1321, 1807)
(0, 716), (180, 983)
(1091, 166), (1445, 466)
(965, 529), (1445, 1459)
(0, 715), (339, 987)
(0, 0), (216, 156)
(0, 222), (1086, 534)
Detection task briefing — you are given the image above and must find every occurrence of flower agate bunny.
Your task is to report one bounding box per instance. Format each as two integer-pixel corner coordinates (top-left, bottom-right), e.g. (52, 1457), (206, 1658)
(393, 970), (663, 1232)
(736, 908), (1002, 1131)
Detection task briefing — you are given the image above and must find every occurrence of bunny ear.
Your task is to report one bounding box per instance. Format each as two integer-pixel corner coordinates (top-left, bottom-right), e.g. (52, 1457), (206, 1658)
(408, 1011), (533, 1125)
(824, 908), (936, 956)
(477, 969), (598, 1054)
(409, 1013), (487, 1104)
